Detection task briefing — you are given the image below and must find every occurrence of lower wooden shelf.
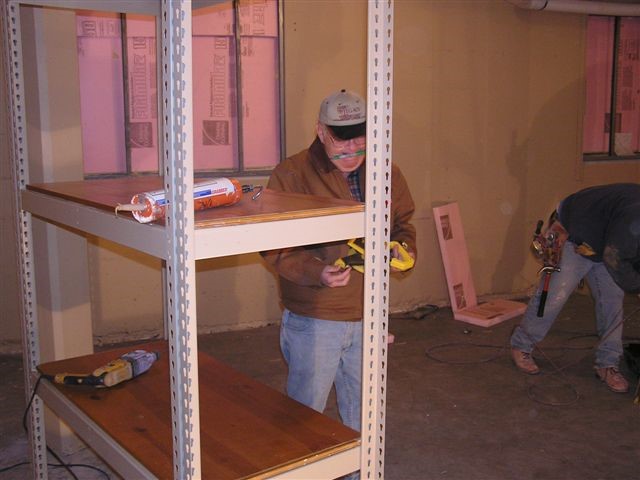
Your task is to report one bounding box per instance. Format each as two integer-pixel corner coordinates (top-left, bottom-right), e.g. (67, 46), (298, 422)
(36, 341), (360, 479)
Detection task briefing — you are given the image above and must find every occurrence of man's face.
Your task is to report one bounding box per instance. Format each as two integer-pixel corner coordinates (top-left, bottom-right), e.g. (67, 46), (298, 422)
(317, 123), (366, 174)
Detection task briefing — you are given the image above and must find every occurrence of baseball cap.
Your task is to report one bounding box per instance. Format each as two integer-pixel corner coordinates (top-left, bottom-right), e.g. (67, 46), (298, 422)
(319, 89), (366, 140)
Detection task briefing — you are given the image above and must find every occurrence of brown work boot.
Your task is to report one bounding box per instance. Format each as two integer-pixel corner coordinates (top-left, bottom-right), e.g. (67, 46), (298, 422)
(511, 348), (540, 375)
(595, 366), (629, 393)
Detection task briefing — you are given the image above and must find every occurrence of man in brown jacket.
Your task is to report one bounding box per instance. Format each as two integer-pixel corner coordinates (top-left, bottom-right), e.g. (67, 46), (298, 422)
(261, 90), (416, 445)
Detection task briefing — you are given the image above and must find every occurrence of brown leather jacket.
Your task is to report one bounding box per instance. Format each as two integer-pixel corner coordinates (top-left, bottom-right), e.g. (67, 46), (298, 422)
(261, 137), (417, 321)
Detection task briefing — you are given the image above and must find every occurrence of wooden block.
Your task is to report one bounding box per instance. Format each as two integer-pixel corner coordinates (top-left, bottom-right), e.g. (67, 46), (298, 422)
(433, 202), (525, 327)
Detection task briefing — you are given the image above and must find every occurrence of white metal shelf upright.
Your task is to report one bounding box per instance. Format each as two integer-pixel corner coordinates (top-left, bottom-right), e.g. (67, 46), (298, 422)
(3, 0), (203, 477)
(3, 1), (48, 478)
(3, 0), (396, 478)
(159, 1), (201, 478)
(362, 1), (394, 478)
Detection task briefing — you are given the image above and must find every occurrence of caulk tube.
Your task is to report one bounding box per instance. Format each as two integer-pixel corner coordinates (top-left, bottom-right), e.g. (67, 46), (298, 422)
(117, 178), (243, 223)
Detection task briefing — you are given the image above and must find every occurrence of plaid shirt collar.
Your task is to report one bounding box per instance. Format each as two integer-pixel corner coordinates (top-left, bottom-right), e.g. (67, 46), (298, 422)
(347, 169), (364, 202)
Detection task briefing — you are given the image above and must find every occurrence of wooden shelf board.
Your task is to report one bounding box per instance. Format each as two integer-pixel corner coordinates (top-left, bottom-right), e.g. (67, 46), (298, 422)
(37, 341), (360, 480)
(26, 177), (364, 228)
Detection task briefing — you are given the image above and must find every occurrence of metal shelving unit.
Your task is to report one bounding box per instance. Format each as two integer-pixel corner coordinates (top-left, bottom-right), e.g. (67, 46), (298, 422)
(3, 0), (395, 478)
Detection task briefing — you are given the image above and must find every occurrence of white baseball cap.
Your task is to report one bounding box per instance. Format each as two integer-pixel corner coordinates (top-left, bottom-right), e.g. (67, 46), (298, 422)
(319, 89), (366, 140)
(319, 89), (366, 126)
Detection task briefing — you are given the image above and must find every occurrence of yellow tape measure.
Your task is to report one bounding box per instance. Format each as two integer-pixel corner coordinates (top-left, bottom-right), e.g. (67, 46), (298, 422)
(334, 239), (414, 273)
(389, 240), (415, 271)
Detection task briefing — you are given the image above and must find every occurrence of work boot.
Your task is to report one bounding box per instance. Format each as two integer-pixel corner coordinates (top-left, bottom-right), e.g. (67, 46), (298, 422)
(595, 366), (629, 393)
(511, 348), (540, 375)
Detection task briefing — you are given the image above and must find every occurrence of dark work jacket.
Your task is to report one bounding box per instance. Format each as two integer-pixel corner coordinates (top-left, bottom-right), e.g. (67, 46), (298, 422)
(558, 183), (640, 293)
(261, 137), (417, 321)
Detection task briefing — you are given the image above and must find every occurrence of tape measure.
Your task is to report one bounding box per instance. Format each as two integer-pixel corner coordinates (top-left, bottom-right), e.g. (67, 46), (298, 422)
(335, 238), (414, 273)
(389, 240), (415, 271)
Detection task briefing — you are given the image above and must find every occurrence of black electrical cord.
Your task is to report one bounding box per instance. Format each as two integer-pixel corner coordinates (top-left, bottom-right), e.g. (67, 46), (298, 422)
(0, 461), (111, 479)
(390, 304), (440, 320)
(0, 374), (111, 479)
(518, 304), (640, 406)
(524, 372), (580, 407)
(424, 336), (584, 406)
(522, 305), (639, 406)
(425, 340), (507, 365)
(0, 461), (30, 474)
(423, 304), (640, 407)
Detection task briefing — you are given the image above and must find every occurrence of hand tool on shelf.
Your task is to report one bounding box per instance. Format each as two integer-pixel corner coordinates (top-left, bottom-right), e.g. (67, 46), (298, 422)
(44, 350), (159, 388)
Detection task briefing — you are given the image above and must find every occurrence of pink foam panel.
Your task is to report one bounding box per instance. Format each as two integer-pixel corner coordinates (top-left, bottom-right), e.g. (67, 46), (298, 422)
(193, 1), (234, 37)
(126, 14), (156, 37)
(193, 36), (238, 171)
(76, 13), (126, 175)
(617, 18), (640, 154)
(432, 202), (478, 312)
(583, 16), (613, 154)
(126, 15), (159, 173)
(241, 37), (280, 169)
(238, 0), (278, 37)
(433, 202), (526, 327)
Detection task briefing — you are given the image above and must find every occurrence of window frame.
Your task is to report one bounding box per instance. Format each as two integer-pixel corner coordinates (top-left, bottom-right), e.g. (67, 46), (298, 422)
(83, 0), (284, 180)
(583, 15), (640, 163)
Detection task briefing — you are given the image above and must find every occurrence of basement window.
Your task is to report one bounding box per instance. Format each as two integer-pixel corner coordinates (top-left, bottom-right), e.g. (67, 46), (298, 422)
(583, 15), (640, 161)
(76, 0), (282, 178)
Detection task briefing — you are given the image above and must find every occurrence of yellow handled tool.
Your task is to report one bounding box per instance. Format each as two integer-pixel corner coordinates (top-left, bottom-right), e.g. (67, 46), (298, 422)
(45, 350), (159, 388)
(335, 238), (414, 273)
(389, 240), (415, 271)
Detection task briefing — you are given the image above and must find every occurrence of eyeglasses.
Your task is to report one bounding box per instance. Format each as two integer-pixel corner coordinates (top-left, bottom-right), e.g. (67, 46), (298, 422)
(325, 127), (366, 148)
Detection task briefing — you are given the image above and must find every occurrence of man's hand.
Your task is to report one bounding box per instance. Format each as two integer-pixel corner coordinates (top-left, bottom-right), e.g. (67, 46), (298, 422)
(321, 264), (352, 287)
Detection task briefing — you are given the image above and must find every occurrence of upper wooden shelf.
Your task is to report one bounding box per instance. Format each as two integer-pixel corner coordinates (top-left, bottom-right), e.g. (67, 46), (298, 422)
(26, 176), (363, 228)
(23, 177), (365, 259)
(37, 341), (360, 479)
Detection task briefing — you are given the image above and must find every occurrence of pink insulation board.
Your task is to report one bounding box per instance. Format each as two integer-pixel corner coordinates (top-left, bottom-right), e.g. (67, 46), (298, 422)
(77, 0), (280, 175)
(76, 12), (126, 175)
(433, 202), (525, 327)
(583, 16), (613, 154)
(237, 0), (279, 37)
(126, 15), (159, 173)
(241, 36), (281, 169)
(193, 2), (233, 36)
(433, 202), (478, 311)
(239, 0), (280, 168)
(193, 36), (238, 170)
(616, 18), (640, 155)
(193, 0), (280, 170)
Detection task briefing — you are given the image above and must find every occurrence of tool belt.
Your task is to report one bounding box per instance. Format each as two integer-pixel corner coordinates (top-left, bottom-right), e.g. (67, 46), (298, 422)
(531, 211), (569, 269)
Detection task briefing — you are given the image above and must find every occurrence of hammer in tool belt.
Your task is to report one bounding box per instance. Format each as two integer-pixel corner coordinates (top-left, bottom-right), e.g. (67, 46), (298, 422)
(531, 214), (568, 317)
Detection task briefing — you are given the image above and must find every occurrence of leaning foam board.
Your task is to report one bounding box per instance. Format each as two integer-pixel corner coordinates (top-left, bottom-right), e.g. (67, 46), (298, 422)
(433, 202), (526, 327)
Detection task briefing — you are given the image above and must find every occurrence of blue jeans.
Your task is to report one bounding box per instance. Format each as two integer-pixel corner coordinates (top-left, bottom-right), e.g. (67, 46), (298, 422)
(281, 310), (362, 479)
(511, 241), (625, 368)
(280, 309), (362, 431)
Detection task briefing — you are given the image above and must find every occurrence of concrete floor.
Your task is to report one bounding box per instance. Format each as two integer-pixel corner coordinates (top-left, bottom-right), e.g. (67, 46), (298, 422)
(1, 292), (639, 479)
